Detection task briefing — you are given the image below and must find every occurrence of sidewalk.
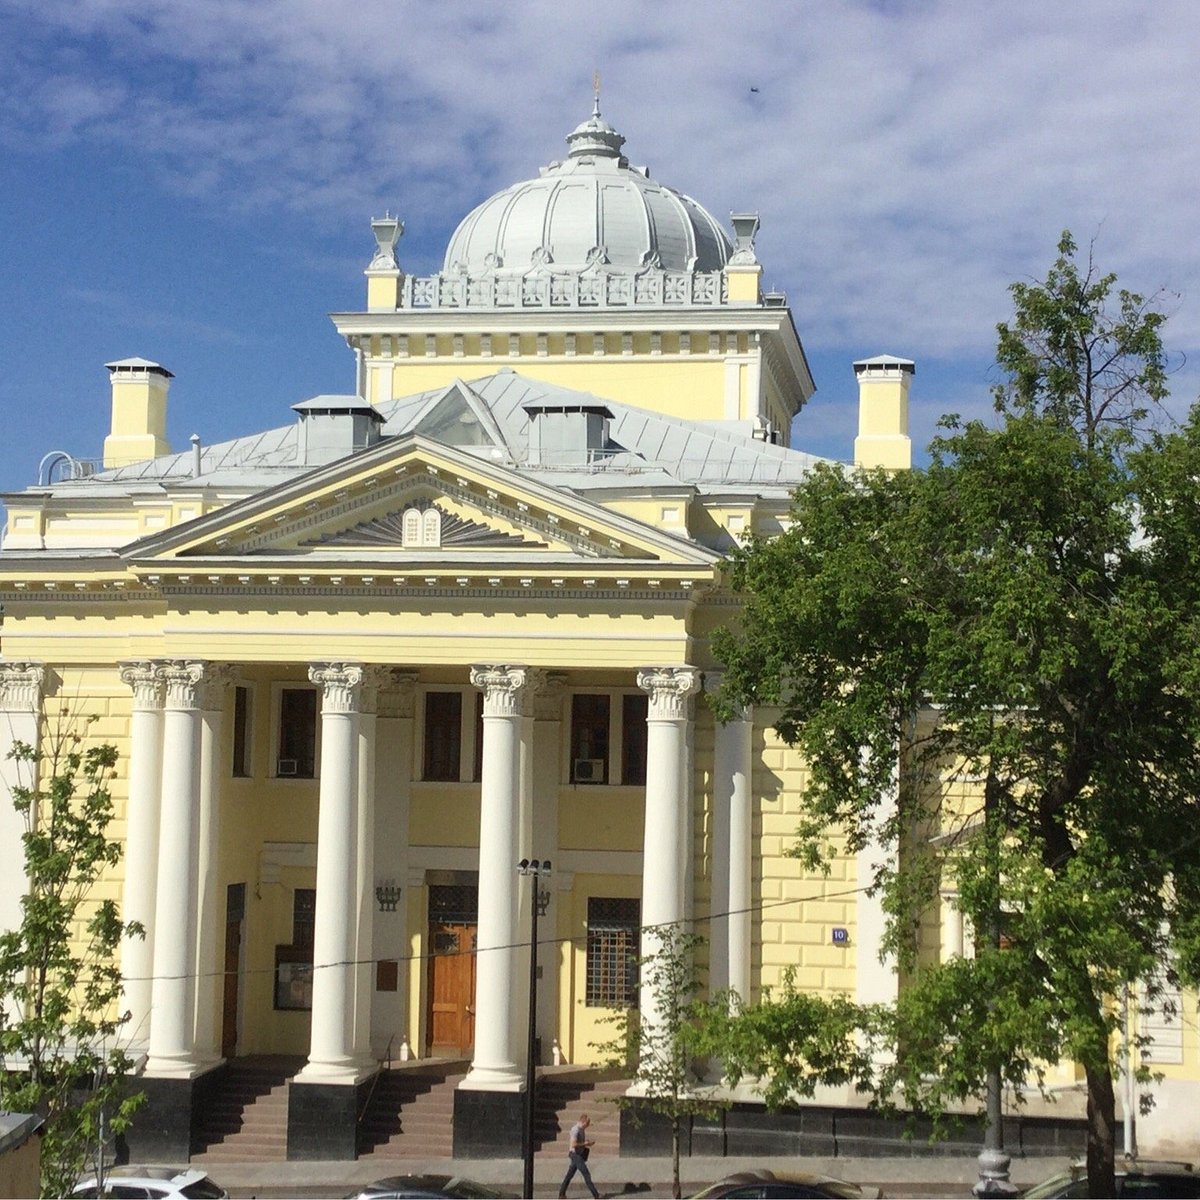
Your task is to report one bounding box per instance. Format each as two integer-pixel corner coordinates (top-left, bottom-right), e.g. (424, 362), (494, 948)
(211, 1152), (1053, 1198)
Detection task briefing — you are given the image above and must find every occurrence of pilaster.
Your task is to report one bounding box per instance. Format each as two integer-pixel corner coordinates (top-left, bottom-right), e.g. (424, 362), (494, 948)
(0, 661), (44, 941)
(705, 672), (753, 1005)
(194, 664), (235, 1065)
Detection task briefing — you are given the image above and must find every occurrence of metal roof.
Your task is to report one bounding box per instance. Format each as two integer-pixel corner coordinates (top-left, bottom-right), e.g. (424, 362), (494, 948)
(23, 370), (830, 499)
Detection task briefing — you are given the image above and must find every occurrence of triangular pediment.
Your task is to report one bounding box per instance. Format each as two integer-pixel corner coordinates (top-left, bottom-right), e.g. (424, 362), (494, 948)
(122, 434), (719, 580)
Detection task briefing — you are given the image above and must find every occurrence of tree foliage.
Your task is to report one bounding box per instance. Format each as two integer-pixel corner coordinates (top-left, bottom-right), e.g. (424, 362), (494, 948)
(0, 721), (144, 1198)
(593, 925), (724, 1199)
(711, 233), (1199, 1198)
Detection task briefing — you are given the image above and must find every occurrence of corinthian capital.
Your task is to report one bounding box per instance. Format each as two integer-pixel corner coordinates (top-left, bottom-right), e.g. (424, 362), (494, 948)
(119, 660), (165, 710)
(470, 664), (536, 717)
(0, 661), (44, 713)
(637, 666), (701, 720)
(161, 660), (208, 710)
(309, 662), (365, 714)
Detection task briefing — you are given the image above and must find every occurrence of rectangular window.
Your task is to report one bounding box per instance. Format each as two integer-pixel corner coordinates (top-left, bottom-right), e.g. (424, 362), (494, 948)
(622, 693), (648, 786)
(232, 685), (251, 778)
(278, 687), (317, 778)
(586, 896), (640, 1007)
(274, 887), (316, 1010)
(571, 694), (610, 784)
(423, 691), (463, 781)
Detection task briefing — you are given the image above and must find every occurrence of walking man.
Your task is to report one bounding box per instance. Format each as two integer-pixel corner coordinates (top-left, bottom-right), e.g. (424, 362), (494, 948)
(559, 1111), (600, 1199)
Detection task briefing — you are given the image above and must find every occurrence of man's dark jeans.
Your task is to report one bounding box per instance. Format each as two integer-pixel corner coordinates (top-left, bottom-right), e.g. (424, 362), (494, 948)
(559, 1149), (599, 1198)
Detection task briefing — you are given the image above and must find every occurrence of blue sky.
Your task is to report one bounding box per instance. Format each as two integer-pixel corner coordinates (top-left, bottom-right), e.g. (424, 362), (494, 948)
(2, 0), (1199, 498)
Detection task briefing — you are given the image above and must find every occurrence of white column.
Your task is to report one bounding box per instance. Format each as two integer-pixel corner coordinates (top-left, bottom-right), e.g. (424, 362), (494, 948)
(462, 664), (534, 1091)
(118, 660), (164, 1051)
(637, 667), (700, 1043)
(146, 660), (206, 1077)
(372, 674), (417, 1058)
(193, 665), (232, 1064)
(0, 662), (44, 940)
(856, 745), (899, 1008)
(512, 669), (543, 1068)
(353, 667), (388, 1063)
(705, 674), (754, 1005)
(532, 674), (566, 1060)
(298, 662), (367, 1083)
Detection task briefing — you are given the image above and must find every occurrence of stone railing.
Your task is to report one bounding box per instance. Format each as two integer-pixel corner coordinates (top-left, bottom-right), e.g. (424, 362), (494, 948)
(400, 268), (728, 310)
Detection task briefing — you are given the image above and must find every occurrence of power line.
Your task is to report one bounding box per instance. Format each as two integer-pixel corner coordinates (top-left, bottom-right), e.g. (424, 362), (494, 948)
(114, 881), (876, 986)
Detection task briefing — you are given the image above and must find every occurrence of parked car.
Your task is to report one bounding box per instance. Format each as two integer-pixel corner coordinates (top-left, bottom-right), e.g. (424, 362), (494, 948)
(72, 1166), (228, 1199)
(691, 1169), (883, 1199)
(348, 1175), (511, 1199)
(1023, 1158), (1200, 1198)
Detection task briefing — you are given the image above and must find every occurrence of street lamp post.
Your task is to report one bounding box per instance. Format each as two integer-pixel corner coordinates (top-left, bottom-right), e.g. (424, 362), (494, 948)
(518, 857), (551, 1200)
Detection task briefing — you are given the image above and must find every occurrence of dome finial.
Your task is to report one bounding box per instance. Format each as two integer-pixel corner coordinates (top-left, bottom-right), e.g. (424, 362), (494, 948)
(567, 79), (625, 161)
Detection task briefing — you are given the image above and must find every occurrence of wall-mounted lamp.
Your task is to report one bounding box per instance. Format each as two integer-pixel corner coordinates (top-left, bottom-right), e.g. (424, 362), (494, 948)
(375, 883), (402, 913)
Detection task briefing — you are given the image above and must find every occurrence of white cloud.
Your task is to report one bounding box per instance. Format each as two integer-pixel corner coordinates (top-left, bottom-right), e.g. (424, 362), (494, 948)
(2, 0), (1198, 366)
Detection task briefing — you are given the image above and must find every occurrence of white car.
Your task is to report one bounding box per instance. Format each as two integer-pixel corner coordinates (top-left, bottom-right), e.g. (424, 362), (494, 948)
(72, 1165), (228, 1199)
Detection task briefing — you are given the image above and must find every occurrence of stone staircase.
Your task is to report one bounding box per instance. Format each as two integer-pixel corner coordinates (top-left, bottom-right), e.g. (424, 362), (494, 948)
(190, 1055), (304, 1163)
(357, 1061), (469, 1158)
(533, 1070), (628, 1161)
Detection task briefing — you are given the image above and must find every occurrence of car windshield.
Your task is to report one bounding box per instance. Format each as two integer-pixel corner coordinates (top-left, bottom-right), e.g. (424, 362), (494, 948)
(444, 1182), (501, 1198)
(1024, 1171), (1086, 1199)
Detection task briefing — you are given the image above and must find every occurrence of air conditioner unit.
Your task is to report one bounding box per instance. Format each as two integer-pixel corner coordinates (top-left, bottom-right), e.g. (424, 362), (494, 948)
(573, 758), (605, 783)
(277, 758), (298, 777)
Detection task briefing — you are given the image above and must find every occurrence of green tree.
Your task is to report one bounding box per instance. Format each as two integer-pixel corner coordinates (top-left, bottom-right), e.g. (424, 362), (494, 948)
(711, 233), (1200, 1198)
(593, 924), (724, 1200)
(0, 721), (145, 1198)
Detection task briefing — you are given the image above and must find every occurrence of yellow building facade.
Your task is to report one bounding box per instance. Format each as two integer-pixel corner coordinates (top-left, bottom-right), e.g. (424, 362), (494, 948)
(5, 105), (1159, 1165)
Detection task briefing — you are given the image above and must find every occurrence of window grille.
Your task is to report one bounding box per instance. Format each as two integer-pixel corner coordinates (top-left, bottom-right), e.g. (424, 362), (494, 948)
(429, 884), (479, 925)
(586, 897), (640, 1007)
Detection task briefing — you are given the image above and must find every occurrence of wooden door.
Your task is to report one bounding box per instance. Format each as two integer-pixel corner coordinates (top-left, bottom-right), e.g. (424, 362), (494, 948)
(221, 883), (245, 1057)
(427, 921), (477, 1054)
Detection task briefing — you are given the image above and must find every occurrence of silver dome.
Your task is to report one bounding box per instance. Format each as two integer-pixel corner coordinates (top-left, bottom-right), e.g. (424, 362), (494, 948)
(443, 108), (732, 276)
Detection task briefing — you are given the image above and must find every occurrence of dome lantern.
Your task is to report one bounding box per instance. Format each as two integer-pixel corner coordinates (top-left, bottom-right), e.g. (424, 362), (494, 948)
(564, 99), (627, 162)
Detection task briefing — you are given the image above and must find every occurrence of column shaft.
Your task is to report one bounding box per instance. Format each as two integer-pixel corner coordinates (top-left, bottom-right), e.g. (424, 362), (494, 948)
(193, 668), (231, 1063)
(147, 661), (206, 1076)
(462, 665), (532, 1091)
(709, 678), (754, 1004)
(118, 661), (164, 1050)
(299, 663), (365, 1082)
(637, 667), (699, 1045)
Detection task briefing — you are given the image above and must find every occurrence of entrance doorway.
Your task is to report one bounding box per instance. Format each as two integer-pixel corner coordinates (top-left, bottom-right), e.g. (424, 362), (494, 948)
(426, 884), (478, 1055)
(221, 883), (245, 1057)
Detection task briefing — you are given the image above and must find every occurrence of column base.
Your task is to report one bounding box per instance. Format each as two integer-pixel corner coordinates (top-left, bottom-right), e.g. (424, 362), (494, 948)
(452, 1085), (526, 1158)
(459, 1066), (524, 1091)
(143, 1053), (222, 1081)
(126, 1062), (227, 1161)
(294, 1057), (375, 1086)
(287, 1073), (378, 1161)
